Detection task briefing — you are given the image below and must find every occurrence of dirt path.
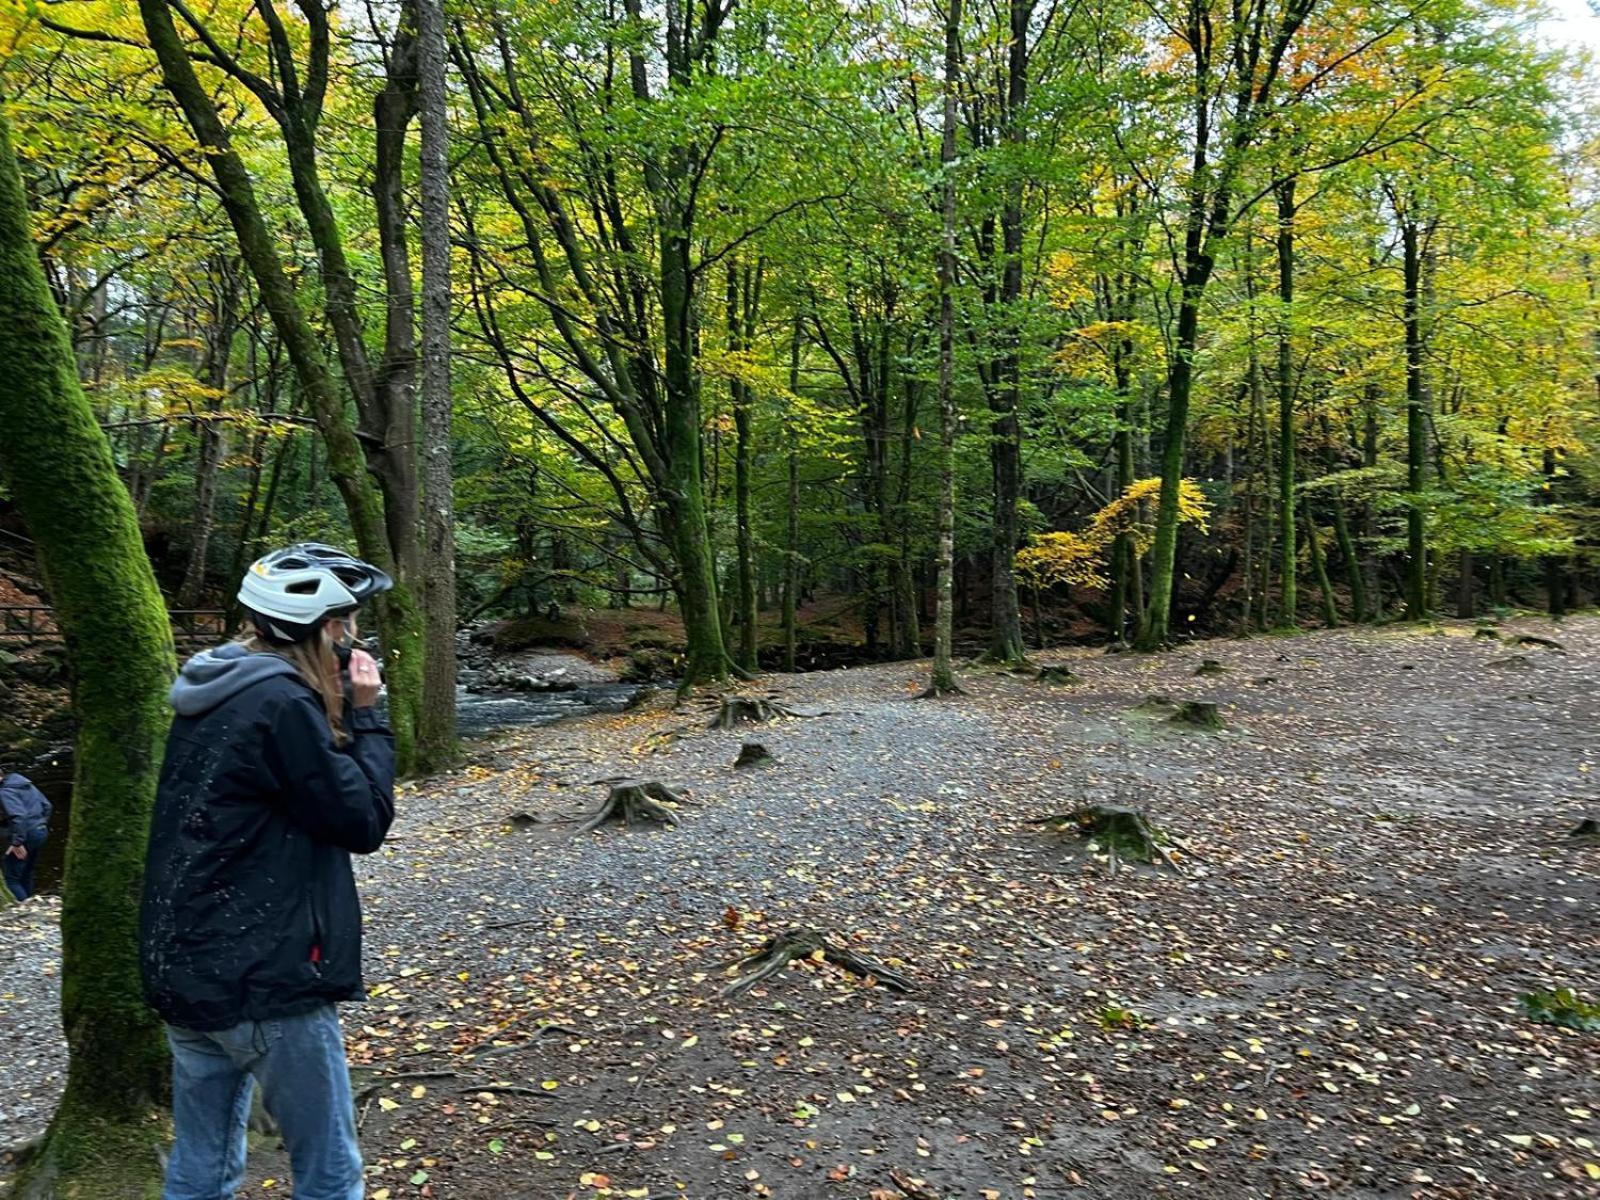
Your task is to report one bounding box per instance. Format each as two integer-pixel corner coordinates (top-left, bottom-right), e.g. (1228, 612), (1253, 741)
(3, 621), (1597, 1199)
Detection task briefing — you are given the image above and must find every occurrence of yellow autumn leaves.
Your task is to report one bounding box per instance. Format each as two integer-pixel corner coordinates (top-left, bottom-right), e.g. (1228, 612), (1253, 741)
(1015, 476), (1210, 591)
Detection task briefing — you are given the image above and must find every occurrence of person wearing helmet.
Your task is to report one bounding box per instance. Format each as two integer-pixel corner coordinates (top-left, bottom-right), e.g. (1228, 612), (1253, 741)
(140, 543), (396, 1200)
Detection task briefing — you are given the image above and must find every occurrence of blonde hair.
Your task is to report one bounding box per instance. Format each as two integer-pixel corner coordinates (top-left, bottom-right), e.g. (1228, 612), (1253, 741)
(241, 629), (349, 745)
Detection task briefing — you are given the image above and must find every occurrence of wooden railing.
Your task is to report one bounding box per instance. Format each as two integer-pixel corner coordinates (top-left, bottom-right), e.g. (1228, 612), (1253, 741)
(0, 606), (228, 645)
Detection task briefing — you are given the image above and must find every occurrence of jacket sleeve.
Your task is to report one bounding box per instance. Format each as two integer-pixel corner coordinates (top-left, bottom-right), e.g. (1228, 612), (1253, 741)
(2, 786), (20, 845)
(262, 693), (396, 854)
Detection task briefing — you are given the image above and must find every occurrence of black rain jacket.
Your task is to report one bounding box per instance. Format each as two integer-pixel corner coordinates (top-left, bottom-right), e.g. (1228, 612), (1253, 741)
(139, 643), (395, 1031)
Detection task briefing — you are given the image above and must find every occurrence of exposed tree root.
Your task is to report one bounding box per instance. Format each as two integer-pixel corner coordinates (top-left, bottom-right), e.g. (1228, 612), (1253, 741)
(1035, 664), (1081, 686)
(1029, 804), (1189, 874)
(888, 1170), (945, 1200)
(720, 929), (914, 997)
(1487, 654), (1533, 669)
(1169, 700), (1224, 730)
(1569, 817), (1600, 845)
(706, 693), (813, 729)
(1194, 658), (1228, 676)
(575, 779), (687, 835)
(632, 729), (679, 755)
(734, 741), (776, 769)
(1473, 627), (1502, 642)
(916, 678), (966, 699)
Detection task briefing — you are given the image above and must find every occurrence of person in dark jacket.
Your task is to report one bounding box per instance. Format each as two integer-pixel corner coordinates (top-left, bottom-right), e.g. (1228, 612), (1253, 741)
(2, 770), (52, 901)
(140, 544), (397, 1200)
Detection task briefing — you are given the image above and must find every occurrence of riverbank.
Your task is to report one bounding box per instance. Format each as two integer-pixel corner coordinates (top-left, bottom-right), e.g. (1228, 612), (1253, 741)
(3, 619), (1598, 1198)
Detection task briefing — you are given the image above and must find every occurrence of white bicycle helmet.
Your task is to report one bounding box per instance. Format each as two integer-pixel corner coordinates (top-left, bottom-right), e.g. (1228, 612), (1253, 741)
(239, 543), (393, 643)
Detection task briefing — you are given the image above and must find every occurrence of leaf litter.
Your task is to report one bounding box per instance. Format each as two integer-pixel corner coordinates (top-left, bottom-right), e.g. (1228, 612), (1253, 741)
(2, 619), (1597, 1198)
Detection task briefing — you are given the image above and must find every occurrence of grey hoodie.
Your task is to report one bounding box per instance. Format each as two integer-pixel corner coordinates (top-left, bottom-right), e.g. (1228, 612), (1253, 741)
(169, 643), (300, 717)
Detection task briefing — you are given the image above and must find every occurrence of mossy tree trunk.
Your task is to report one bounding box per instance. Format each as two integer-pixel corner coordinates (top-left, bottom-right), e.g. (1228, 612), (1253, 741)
(136, 0), (425, 770)
(925, 0), (961, 696)
(1305, 503), (1339, 627)
(982, 0), (1031, 668)
(1399, 209), (1432, 621)
(415, 0), (457, 773)
(1275, 177), (1298, 628)
(783, 318), (802, 673)
(727, 260), (763, 675)
(0, 110), (173, 1200)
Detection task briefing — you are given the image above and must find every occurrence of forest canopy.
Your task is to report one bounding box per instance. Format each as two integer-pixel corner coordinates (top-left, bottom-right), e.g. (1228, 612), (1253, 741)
(2, 0), (1596, 670)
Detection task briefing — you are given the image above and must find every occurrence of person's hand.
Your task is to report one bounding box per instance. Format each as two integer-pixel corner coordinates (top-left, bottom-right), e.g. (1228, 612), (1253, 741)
(6, 844), (25, 860)
(348, 648), (382, 709)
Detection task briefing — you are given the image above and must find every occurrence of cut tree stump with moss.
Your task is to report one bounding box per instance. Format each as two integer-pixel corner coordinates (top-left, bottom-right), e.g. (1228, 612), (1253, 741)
(575, 780), (688, 835)
(706, 694), (808, 729)
(1473, 627), (1501, 642)
(1028, 805), (1188, 874)
(734, 742), (776, 769)
(720, 929), (914, 997)
(1134, 693), (1177, 713)
(1194, 659), (1228, 677)
(1514, 635), (1564, 651)
(1034, 665), (1081, 686)
(1169, 700), (1224, 730)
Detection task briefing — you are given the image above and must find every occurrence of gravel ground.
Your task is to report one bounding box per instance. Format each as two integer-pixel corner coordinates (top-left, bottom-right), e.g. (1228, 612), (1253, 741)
(2, 619), (1597, 1199)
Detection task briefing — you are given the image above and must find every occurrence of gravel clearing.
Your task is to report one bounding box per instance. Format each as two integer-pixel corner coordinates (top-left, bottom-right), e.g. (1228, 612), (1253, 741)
(3, 619), (1597, 1198)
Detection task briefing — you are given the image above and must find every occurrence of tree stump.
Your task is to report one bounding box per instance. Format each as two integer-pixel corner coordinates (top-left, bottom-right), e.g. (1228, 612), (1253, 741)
(1134, 693), (1177, 713)
(707, 694), (803, 729)
(734, 742), (776, 770)
(1473, 627), (1501, 642)
(1169, 700), (1224, 730)
(1568, 818), (1600, 845)
(575, 780), (687, 835)
(1028, 804), (1187, 874)
(1034, 665), (1080, 686)
(721, 928), (913, 997)
(1194, 659), (1227, 677)
(1515, 635), (1564, 651)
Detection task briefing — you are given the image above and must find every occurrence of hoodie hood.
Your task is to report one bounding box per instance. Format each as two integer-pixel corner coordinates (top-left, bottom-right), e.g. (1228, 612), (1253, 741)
(170, 643), (300, 717)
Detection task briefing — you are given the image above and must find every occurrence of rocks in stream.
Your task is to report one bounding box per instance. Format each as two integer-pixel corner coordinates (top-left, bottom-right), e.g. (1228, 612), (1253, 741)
(466, 665), (580, 695)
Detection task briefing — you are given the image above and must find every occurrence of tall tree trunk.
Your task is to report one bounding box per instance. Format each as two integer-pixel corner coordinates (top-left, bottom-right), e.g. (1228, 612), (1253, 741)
(1305, 502), (1338, 627)
(1361, 382), (1383, 618)
(1275, 178), (1298, 627)
(0, 111), (174, 1200)
(1330, 498), (1365, 622)
(727, 261), (761, 674)
(659, 213), (727, 688)
(1109, 389), (1138, 643)
(177, 258), (242, 609)
(1456, 549), (1475, 619)
(984, 0), (1032, 665)
(1542, 446), (1566, 616)
(415, 0), (457, 773)
(1401, 216), (1429, 620)
(891, 373), (921, 657)
(137, 0), (425, 771)
(925, 0), (961, 694)
(783, 316), (801, 673)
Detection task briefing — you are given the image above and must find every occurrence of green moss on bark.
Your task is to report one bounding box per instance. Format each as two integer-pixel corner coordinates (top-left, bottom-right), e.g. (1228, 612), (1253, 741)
(0, 110), (171, 1197)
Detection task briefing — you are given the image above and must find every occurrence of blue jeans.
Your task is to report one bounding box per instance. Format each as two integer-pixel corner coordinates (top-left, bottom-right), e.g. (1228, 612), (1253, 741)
(164, 1005), (363, 1200)
(3, 828), (46, 901)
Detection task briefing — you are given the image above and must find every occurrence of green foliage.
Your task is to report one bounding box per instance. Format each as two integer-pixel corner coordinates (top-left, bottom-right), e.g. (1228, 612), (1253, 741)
(1518, 987), (1600, 1033)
